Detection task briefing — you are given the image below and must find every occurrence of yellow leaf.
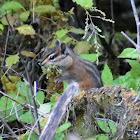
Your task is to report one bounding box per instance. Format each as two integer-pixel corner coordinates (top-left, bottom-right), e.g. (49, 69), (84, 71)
(1, 76), (21, 93)
(21, 50), (36, 58)
(16, 25), (35, 35)
(74, 41), (92, 55)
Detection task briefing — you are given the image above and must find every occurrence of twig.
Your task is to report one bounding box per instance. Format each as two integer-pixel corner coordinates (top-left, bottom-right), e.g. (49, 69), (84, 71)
(28, 115), (42, 140)
(121, 31), (137, 48)
(0, 90), (37, 113)
(25, 67), (41, 135)
(110, 0), (115, 34)
(0, 90), (27, 107)
(2, 26), (9, 67)
(0, 116), (19, 140)
(137, 22), (140, 45)
(130, 0), (139, 24)
(32, 0), (35, 22)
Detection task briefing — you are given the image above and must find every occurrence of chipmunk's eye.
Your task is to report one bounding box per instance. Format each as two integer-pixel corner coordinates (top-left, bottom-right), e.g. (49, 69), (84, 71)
(49, 53), (58, 60)
(49, 55), (55, 60)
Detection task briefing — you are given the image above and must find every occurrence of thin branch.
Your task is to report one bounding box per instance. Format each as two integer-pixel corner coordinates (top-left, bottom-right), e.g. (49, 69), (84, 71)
(130, 0), (140, 61)
(28, 115), (42, 140)
(32, 0), (35, 22)
(0, 90), (36, 113)
(25, 68), (41, 135)
(0, 116), (19, 140)
(0, 90), (27, 107)
(2, 26), (9, 67)
(110, 0), (115, 34)
(130, 0), (139, 24)
(121, 31), (137, 48)
(137, 22), (140, 46)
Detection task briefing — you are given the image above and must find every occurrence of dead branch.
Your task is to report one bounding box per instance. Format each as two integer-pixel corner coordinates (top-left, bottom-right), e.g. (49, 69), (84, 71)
(39, 82), (79, 140)
(39, 85), (140, 140)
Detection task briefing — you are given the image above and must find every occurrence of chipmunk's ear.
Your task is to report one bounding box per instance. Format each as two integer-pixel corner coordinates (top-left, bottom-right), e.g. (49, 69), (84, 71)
(61, 43), (67, 54)
(55, 40), (61, 49)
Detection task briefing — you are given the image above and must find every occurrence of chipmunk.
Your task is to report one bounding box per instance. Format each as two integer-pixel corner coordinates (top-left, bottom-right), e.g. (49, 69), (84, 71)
(42, 40), (102, 93)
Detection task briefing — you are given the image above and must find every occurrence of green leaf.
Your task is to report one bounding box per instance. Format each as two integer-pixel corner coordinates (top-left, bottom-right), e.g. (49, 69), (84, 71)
(0, 24), (4, 31)
(54, 132), (65, 140)
(16, 81), (30, 97)
(20, 11), (30, 22)
(56, 123), (71, 133)
(1, 1), (25, 13)
(6, 54), (19, 67)
(50, 93), (61, 106)
(19, 133), (38, 140)
(36, 91), (45, 105)
(96, 134), (109, 140)
(59, 35), (72, 44)
(20, 111), (33, 124)
(35, 5), (56, 14)
(69, 27), (85, 34)
(72, 0), (93, 9)
(118, 48), (138, 59)
(38, 103), (52, 115)
(80, 53), (101, 62)
(16, 25), (35, 35)
(127, 59), (140, 74)
(113, 59), (140, 89)
(96, 118), (117, 134)
(56, 29), (68, 39)
(113, 70), (140, 90)
(101, 64), (113, 85)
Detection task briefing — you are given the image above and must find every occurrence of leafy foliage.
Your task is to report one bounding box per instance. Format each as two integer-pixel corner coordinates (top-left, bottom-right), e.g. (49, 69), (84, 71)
(0, 0), (139, 139)
(0, 94), (25, 122)
(0, 1), (25, 17)
(96, 118), (117, 134)
(113, 59), (140, 90)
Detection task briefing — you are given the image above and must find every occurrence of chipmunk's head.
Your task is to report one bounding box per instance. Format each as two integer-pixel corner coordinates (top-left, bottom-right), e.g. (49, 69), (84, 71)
(42, 40), (73, 68)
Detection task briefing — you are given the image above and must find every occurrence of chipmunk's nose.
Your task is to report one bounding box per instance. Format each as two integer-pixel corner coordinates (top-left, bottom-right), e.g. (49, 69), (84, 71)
(37, 58), (45, 66)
